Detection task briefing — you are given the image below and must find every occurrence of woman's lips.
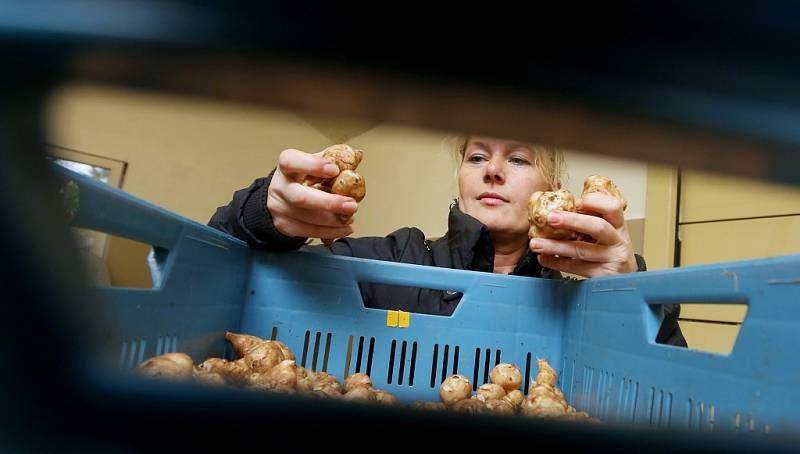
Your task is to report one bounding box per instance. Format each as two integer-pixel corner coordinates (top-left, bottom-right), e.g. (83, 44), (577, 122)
(478, 193), (508, 206)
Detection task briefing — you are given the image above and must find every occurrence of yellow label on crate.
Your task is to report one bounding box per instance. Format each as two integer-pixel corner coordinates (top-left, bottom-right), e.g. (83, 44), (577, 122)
(386, 310), (399, 327)
(398, 310), (410, 328)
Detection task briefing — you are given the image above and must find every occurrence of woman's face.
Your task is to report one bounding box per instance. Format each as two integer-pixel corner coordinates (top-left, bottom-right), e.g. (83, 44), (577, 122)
(458, 137), (549, 241)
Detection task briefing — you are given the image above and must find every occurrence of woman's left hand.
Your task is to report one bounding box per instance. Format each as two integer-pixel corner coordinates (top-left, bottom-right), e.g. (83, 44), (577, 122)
(529, 192), (638, 277)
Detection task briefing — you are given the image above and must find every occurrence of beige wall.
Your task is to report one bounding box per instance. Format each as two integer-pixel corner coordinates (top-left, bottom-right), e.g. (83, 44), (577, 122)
(46, 83), (649, 284)
(47, 84), (332, 225)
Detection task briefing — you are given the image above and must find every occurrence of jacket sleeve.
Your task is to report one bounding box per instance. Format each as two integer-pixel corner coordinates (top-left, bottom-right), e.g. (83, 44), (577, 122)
(325, 228), (424, 262)
(207, 169), (307, 251)
(634, 255), (688, 347)
(656, 304), (688, 347)
(208, 170), (423, 261)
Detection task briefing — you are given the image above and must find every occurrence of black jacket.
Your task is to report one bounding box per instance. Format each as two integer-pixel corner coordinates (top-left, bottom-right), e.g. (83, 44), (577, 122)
(209, 171), (687, 346)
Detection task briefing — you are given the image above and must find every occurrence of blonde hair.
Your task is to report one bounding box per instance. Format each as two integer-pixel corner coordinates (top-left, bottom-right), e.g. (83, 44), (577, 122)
(448, 135), (567, 191)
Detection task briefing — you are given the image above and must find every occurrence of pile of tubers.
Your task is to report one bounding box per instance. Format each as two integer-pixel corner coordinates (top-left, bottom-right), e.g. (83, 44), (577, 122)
(136, 332), (396, 404)
(528, 174), (626, 242)
(419, 360), (596, 423)
(137, 335), (596, 423)
(302, 144), (366, 247)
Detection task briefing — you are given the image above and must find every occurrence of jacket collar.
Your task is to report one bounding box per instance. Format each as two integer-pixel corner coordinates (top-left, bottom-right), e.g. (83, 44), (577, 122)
(438, 200), (548, 277)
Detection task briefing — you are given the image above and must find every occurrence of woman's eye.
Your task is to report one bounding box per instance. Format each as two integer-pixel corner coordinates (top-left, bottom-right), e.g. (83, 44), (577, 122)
(509, 156), (531, 165)
(467, 155), (487, 163)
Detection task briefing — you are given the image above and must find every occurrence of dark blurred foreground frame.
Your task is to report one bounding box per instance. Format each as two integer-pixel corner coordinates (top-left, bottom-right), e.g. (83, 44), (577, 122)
(1, 2), (799, 451)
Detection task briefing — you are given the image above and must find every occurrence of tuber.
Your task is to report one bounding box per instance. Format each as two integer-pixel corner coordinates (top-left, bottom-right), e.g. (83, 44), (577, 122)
(439, 374), (472, 407)
(528, 189), (578, 240)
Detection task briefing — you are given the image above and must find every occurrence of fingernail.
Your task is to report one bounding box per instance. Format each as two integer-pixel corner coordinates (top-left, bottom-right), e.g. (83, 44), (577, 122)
(323, 163), (340, 175)
(548, 212), (563, 224)
(531, 239), (543, 251)
(342, 201), (358, 211)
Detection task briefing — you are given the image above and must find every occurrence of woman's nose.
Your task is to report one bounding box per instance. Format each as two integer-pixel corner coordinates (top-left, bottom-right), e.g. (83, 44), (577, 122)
(484, 158), (505, 183)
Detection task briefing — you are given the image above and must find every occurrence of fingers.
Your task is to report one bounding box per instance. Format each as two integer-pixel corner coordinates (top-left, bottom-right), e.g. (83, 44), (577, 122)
(268, 192), (356, 227)
(576, 192), (625, 229)
(530, 238), (608, 263)
(546, 210), (619, 245)
(533, 192), (636, 277)
(271, 178), (359, 217)
(277, 148), (340, 181)
(267, 161), (360, 239)
(536, 254), (599, 277)
(536, 253), (638, 277)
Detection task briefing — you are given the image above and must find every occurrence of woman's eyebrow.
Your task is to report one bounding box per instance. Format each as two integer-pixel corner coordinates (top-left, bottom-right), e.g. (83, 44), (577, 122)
(470, 141), (489, 150)
(507, 143), (534, 155)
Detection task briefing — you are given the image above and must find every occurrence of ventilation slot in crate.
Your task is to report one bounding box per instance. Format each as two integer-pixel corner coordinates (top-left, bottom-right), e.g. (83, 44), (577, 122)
(734, 413), (764, 434)
(387, 340), (418, 386)
(472, 347), (502, 391)
(301, 330), (333, 372)
(581, 367), (620, 418)
(155, 335), (177, 356)
(686, 399), (718, 431)
(343, 335), (374, 378)
(119, 338), (147, 370)
(523, 353), (532, 395)
(646, 387), (673, 428)
(617, 377), (640, 424)
(429, 344), (460, 388)
(592, 369), (615, 420)
(388, 340), (397, 384)
(560, 356), (577, 400)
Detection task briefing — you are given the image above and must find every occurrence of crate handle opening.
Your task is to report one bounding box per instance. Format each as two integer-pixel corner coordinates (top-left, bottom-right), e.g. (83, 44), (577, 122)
(644, 300), (748, 355)
(69, 226), (166, 289)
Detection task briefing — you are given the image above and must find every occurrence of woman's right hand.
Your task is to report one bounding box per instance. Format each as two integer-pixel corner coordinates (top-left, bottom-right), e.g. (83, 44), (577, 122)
(267, 148), (359, 239)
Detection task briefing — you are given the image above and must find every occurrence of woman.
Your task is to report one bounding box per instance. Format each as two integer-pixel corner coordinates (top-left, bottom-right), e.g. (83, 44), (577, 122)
(209, 136), (685, 346)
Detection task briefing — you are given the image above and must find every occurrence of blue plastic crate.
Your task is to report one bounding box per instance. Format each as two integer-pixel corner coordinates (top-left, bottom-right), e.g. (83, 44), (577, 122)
(60, 166), (800, 437)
